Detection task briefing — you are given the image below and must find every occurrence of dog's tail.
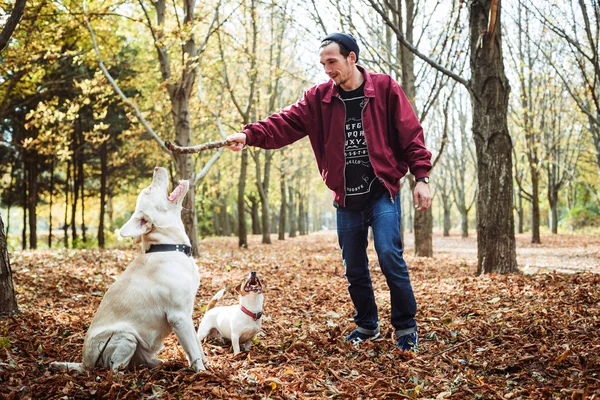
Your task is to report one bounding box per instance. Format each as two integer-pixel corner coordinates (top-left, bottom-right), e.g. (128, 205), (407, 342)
(205, 288), (226, 312)
(49, 361), (86, 374)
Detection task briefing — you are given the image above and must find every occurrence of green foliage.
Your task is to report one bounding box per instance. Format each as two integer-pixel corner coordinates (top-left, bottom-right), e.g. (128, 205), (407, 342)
(0, 337), (10, 350)
(563, 205), (600, 229)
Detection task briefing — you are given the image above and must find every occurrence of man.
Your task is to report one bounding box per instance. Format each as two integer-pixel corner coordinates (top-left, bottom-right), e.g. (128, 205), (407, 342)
(226, 33), (432, 352)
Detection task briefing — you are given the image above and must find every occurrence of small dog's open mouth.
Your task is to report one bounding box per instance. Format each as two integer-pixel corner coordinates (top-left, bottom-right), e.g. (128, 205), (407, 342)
(244, 272), (262, 292)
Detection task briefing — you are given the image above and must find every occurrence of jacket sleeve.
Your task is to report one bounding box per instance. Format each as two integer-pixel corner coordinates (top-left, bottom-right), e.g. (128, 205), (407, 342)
(389, 78), (432, 179)
(242, 89), (313, 150)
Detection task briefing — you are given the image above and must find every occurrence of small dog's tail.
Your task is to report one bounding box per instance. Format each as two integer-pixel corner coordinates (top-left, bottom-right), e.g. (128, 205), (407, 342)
(49, 361), (86, 374)
(205, 288), (226, 312)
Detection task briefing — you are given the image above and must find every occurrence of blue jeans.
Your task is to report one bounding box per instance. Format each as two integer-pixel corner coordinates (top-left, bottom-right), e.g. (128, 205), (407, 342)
(336, 192), (417, 337)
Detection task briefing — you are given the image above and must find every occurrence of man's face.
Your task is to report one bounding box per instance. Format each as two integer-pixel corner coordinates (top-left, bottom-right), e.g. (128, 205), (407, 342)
(319, 42), (355, 88)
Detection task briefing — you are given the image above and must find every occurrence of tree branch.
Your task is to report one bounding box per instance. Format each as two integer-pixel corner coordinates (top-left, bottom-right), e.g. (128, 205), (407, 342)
(83, 0), (170, 154)
(367, 0), (471, 92)
(0, 0), (27, 53)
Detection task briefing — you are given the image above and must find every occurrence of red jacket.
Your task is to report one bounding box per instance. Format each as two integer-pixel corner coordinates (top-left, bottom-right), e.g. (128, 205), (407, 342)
(243, 66), (432, 207)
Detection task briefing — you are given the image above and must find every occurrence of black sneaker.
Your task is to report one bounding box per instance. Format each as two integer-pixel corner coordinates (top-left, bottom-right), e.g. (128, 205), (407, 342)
(395, 332), (418, 352)
(344, 329), (381, 345)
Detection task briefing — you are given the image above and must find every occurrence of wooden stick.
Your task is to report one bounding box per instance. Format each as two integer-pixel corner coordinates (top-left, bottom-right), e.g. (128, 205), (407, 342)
(165, 139), (233, 154)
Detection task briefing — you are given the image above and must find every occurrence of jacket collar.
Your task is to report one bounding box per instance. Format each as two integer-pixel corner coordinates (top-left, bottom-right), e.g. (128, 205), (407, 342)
(322, 65), (375, 103)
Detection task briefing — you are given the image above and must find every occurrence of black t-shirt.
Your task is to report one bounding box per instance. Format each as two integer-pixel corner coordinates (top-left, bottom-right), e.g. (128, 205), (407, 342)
(338, 82), (385, 210)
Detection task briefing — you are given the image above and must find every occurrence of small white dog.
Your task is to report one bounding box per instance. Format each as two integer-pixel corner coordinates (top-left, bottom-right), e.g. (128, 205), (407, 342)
(51, 167), (205, 373)
(197, 272), (264, 355)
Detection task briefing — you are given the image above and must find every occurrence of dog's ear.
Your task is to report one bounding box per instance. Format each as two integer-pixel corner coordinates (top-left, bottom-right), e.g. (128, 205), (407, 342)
(119, 211), (153, 237)
(234, 282), (242, 294)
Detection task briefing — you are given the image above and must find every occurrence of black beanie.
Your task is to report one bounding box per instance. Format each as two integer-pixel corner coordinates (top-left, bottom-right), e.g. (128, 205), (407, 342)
(321, 32), (360, 62)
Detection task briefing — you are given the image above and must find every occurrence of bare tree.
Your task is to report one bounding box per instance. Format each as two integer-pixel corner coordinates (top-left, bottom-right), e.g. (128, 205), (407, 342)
(368, 0), (518, 273)
(448, 95), (477, 238)
(529, 1), (600, 175)
(506, 0), (543, 243)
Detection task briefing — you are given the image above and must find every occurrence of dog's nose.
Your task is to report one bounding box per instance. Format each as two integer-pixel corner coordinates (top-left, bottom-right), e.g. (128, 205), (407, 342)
(155, 167), (160, 172)
(250, 271), (256, 277)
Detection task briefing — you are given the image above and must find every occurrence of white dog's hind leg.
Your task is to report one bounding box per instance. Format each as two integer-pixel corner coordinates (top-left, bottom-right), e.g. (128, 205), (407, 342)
(102, 332), (138, 371)
(243, 340), (253, 351)
(169, 313), (206, 371)
(49, 362), (85, 374)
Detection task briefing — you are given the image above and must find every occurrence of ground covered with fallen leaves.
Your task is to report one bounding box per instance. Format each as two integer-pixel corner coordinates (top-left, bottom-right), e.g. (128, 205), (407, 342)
(1, 232), (599, 399)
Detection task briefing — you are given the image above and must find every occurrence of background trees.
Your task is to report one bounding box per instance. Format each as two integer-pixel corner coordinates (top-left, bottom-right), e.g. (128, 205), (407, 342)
(1, 0), (599, 274)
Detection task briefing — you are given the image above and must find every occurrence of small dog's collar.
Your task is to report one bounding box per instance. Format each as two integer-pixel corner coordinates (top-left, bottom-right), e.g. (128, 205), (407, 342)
(146, 244), (192, 257)
(241, 305), (262, 321)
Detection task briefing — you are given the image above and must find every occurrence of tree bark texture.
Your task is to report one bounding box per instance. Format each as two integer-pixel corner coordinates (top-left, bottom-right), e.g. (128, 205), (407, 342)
(0, 216), (18, 315)
(470, 0), (518, 274)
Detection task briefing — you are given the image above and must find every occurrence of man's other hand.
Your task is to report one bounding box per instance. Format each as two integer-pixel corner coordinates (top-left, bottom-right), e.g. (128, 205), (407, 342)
(413, 182), (431, 212)
(226, 133), (247, 152)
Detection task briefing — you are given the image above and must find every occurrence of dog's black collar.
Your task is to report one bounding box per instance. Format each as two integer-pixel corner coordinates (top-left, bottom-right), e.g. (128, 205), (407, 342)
(146, 244), (192, 257)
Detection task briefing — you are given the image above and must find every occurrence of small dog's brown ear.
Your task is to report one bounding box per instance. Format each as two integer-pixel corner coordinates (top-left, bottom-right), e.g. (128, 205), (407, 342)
(234, 283), (242, 293)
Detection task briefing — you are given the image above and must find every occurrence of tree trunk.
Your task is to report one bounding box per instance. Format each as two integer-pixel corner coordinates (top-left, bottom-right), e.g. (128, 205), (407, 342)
(98, 141), (107, 248)
(516, 188), (524, 234)
(71, 155), (79, 245)
(0, 216), (18, 315)
(21, 163), (27, 250)
(298, 195), (306, 235)
(399, 0), (433, 257)
(470, 0), (518, 274)
(260, 153), (272, 244)
(249, 195), (261, 234)
(255, 150), (272, 244)
(27, 156), (37, 249)
(79, 149), (86, 244)
(530, 172), (541, 243)
(278, 168), (287, 240)
(237, 148), (249, 247)
(461, 212), (469, 238)
(176, 153), (199, 255)
(48, 158), (55, 248)
(443, 194), (451, 237)
(548, 186), (559, 234)
(63, 160), (70, 248)
(288, 184), (296, 238)
(107, 196), (114, 232)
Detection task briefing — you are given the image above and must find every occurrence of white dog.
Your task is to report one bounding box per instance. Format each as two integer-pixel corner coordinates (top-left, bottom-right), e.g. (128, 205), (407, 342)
(197, 272), (264, 355)
(51, 167), (205, 373)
